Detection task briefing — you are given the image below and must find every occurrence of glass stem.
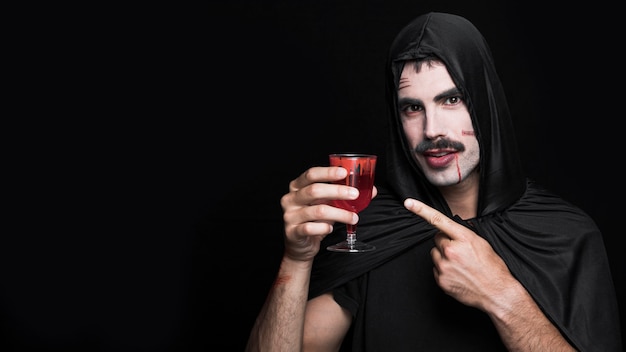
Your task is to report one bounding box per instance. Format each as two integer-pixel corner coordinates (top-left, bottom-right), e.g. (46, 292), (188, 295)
(346, 224), (357, 245)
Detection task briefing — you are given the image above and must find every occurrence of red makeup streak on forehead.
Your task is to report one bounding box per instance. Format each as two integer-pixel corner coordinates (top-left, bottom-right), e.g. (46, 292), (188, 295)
(398, 77), (410, 90)
(462, 130), (475, 136)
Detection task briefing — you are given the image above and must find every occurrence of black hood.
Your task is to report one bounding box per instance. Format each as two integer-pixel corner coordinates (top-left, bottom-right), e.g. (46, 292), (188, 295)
(385, 12), (525, 216)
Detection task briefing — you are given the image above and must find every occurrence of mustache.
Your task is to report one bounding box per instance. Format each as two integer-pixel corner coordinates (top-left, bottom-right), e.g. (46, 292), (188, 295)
(414, 139), (465, 153)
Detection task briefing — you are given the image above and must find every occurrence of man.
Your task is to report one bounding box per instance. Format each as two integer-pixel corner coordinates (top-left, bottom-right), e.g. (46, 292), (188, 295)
(245, 12), (622, 351)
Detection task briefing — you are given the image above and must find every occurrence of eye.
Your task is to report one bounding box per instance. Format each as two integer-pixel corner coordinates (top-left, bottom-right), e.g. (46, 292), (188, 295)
(444, 96), (463, 106)
(399, 103), (424, 120)
(401, 104), (424, 113)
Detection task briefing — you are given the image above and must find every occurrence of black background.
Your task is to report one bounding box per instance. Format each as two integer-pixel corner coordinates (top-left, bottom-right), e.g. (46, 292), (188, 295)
(3, 1), (623, 351)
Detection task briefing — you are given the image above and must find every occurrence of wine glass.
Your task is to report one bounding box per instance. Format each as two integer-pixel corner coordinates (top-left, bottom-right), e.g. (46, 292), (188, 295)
(327, 153), (377, 252)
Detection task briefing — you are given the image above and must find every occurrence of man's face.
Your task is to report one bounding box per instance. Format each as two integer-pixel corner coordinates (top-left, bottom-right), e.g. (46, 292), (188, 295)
(397, 61), (480, 187)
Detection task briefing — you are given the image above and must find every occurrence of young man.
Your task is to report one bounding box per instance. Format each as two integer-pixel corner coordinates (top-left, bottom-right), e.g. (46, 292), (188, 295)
(245, 12), (622, 351)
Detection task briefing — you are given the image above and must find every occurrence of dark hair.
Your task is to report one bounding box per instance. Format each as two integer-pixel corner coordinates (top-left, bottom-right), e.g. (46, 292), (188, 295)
(405, 56), (444, 74)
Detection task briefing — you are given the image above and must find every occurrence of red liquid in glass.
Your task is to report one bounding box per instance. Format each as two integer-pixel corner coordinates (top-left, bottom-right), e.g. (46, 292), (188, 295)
(330, 172), (374, 213)
(327, 153), (377, 252)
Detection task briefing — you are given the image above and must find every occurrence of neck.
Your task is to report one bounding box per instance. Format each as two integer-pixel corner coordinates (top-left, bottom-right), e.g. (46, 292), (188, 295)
(438, 169), (479, 220)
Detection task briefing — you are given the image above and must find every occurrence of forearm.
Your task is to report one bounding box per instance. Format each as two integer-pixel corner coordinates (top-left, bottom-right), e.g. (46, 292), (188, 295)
(487, 282), (575, 352)
(245, 256), (313, 352)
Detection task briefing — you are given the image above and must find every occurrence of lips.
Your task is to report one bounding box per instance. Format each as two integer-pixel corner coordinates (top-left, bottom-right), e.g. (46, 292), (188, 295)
(422, 150), (457, 169)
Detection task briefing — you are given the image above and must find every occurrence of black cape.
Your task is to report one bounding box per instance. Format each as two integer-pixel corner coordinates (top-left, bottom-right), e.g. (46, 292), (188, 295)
(308, 12), (622, 351)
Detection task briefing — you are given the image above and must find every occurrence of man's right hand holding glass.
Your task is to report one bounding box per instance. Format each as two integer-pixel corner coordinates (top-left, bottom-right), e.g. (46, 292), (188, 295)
(280, 165), (378, 262)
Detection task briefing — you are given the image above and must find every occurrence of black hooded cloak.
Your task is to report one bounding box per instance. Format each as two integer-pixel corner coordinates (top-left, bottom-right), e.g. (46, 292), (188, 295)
(308, 12), (622, 351)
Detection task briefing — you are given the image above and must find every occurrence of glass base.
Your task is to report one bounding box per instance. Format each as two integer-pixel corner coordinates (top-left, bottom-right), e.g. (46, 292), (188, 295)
(327, 241), (376, 253)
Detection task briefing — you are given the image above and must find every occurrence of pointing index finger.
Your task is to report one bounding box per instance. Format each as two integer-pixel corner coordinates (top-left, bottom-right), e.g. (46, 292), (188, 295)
(404, 198), (463, 240)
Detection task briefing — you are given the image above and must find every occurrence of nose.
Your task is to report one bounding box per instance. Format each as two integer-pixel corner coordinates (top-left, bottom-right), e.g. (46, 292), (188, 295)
(423, 110), (446, 140)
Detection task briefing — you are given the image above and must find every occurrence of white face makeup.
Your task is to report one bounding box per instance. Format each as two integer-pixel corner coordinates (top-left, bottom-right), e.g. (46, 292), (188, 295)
(397, 61), (480, 187)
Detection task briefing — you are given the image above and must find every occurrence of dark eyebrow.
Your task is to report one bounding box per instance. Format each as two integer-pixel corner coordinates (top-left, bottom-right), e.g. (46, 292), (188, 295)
(397, 97), (423, 108)
(434, 87), (462, 102)
(397, 87), (462, 109)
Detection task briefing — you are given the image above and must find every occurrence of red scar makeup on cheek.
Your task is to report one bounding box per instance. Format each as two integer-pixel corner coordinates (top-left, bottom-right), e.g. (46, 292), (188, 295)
(461, 130), (475, 136)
